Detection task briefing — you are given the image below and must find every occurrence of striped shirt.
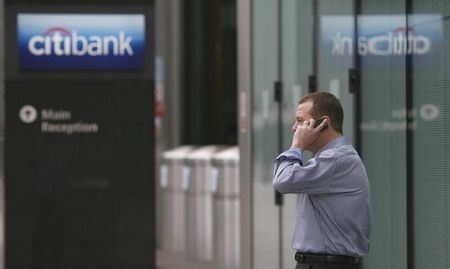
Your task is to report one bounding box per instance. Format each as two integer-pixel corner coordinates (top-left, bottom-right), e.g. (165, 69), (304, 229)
(273, 136), (371, 256)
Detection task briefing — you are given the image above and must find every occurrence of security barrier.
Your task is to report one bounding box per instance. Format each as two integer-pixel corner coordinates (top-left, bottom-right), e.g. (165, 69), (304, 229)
(159, 146), (196, 254)
(184, 146), (224, 261)
(211, 146), (240, 269)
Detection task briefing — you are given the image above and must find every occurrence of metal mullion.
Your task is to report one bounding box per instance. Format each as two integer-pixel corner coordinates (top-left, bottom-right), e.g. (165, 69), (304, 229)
(354, 0), (362, 154)
(405, 0), (415, 268)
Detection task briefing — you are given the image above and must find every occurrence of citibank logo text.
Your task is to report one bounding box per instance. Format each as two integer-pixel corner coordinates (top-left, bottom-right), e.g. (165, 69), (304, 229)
(18, 14), (145, 70)
(28, 28), (134, 56)
(332, 27), (432, 56)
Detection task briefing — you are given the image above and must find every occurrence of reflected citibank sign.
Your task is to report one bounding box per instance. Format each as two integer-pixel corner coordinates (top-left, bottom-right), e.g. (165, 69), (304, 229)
(332, 29), (431, 56)
(17, 14), (146, 70)
(323, 14), (441, 56)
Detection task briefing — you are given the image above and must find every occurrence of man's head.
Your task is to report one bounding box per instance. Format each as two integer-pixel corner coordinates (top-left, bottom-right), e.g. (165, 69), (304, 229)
(298, 91), (344, 134)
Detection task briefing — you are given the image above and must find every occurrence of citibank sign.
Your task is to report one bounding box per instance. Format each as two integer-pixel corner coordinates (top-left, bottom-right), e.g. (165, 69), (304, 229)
(18, 14), (146, 70)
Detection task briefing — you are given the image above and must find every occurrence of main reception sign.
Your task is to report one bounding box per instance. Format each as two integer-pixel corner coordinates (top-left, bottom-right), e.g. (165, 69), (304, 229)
(17, 14), (146, 70)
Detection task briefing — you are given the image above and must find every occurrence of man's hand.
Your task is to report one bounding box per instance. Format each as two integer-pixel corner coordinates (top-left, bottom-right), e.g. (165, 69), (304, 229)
(291, 118), (327, 150)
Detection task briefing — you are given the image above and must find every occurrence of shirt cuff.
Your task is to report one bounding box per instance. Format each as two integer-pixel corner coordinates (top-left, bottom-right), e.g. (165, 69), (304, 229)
(276, 148), (303, 161)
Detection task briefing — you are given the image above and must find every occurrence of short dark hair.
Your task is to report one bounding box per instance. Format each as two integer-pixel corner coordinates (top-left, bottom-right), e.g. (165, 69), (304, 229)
(299, 91), (344, 134)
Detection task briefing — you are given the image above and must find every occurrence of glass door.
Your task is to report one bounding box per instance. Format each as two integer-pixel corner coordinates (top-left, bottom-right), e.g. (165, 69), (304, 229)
(359, 1), (408, 269)
(252, 1), (284, 268)
(280, 0), (315, 268)
(411, 1), (449, 269)
(252, 1), (314, 268)
(316, 0), (356, 142)
(251, 1), (359, 269)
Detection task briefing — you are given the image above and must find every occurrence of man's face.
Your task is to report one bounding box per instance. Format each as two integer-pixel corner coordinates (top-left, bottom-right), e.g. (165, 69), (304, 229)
(292, 101), (314, 133)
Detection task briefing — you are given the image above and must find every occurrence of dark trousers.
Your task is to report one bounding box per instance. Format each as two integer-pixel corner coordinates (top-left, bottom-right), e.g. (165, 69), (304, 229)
(295, 262), (362, 269)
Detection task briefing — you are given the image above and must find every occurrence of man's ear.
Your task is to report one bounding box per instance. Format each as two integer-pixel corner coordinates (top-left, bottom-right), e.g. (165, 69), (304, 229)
(321, 116), (331, 131)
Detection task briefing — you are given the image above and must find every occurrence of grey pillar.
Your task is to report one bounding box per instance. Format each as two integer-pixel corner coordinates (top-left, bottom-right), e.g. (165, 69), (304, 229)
(237, 0), (252, 268)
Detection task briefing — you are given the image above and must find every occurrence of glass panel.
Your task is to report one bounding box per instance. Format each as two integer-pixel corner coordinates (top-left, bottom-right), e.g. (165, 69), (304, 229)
(252, 1), (316, 268)
(281, 0), (314, 267)
(252, 1), (280, 269)
(412, 1), (449, 268)
(359, 1), (407, 268)
(317, 0), (355, 140)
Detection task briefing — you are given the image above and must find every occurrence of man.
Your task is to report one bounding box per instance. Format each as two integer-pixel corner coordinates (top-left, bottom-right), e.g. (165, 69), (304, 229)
(273, 92), (371, 269)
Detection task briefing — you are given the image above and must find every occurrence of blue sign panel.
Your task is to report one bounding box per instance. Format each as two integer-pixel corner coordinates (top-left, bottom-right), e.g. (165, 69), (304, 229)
(18, 14), (146, 70)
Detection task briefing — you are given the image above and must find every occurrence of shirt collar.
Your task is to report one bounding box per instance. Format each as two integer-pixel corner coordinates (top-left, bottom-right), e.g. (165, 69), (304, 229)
(315, 136), (351, 156)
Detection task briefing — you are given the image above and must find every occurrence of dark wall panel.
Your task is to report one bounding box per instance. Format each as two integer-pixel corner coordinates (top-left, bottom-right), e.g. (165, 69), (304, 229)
(4, 2), (155, 269)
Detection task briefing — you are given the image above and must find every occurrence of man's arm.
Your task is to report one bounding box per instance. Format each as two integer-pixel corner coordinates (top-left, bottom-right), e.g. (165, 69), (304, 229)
(273, 149), (336, 194)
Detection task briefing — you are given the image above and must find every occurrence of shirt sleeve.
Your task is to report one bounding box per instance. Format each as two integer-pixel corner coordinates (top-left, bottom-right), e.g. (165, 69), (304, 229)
(273, 148), (337, 194)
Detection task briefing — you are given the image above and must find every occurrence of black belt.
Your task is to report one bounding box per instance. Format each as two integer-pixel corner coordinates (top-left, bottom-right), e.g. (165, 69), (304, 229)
(295, 252), (361, 264)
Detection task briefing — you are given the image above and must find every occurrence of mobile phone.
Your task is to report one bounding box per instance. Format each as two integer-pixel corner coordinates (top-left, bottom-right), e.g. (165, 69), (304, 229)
(314, 117), (328, 131)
